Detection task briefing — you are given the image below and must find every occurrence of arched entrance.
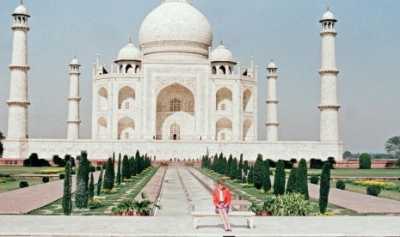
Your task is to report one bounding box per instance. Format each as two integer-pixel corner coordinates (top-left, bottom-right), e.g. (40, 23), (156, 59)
(156, 83), (195, 140)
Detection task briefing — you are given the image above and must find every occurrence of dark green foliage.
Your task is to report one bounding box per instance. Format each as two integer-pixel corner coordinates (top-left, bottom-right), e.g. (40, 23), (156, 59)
(23, 153), (50, 167)
(266, 159), (276, 168)
(19, 181), (29, 188)
(319, 163), (331, 214)
(396, 158), (400, 168)
(42, 177), (50, 183)
(116, 154), (122, 185)
(336, 180), (346, 190)
(89, 172), (95, 200)
(263, 160), (272, 192)
(122, 155), (130, 179)
(96, 167), (103, 196)
(103, 158), (115, 190)
(0, 131), (4, 158)
(59, 174), (65, 180)
(75, 151), (90, 209)
(327, 157), (336, 169)
(310, 159), (323, 169)
(310, 176), (319, 184)
(283, 160), (294, 169)
(129, 157), (136, 177)
(295, 159), (309, 200)
(385, 136), (400, 159)
(367, 185), (381, 196)
(253, 154), (266, 190)
(273, 160), (286, 195)
(62, 161), (72, 215)
(359, 153), (372, 169)
(248, 166), (254, 184)
(64, 155), (76, 167)
(243, 160), (249, 183)
(53, 155), (66, 167)
(286, 168), (297, 193)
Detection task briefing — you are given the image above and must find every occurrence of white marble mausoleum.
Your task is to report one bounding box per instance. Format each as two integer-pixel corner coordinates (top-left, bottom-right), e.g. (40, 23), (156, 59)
(3, 0), (344, 160)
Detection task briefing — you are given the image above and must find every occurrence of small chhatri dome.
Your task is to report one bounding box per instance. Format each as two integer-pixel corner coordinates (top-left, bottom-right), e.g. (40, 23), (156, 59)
(139, 0), (212, 57)
(70, 57), (80, 65)
(116, 39), (141, 62)
(13, 1), (29, 16)
(320, 7), (337, 22)
(210, 42), (235, 63)
(267, 60), (277, 69)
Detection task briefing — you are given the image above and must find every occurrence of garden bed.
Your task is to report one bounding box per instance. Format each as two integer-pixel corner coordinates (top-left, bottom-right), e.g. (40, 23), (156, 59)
(30, 166), (158, 215)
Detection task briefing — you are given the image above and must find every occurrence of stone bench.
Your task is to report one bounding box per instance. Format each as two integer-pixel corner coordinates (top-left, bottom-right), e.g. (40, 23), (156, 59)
(191, 211), (255, 229)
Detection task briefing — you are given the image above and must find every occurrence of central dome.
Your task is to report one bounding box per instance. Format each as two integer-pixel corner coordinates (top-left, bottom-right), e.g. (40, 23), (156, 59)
(139, 0), (213, 58)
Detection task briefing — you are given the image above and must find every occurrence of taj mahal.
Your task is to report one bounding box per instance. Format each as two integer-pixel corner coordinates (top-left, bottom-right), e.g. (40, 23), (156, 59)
(3, 0), (343, 160)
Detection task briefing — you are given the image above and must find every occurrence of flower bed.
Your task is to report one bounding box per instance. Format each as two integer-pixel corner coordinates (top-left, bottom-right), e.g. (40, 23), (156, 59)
(350, 179), (399, 191)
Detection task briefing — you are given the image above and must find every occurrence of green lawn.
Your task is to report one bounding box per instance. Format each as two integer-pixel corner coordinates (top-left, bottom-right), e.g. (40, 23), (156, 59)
(0, 166), (64, 193)
(30, 166), (158, 215)
(308, 168), (400, 178)
(200, 168), (355, 216)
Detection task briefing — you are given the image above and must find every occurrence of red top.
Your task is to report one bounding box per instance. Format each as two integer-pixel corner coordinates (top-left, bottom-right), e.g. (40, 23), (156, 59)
(212, 187), (232, 206)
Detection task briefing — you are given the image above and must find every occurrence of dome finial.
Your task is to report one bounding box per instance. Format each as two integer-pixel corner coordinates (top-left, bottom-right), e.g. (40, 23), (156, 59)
(20, 0), (24, 5)
(128, 36), (132, 44)
(220, 40), (224, 46)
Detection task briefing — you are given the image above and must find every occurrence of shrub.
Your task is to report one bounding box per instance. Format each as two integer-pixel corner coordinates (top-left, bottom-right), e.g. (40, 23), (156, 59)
(396, 158), (400, 168)
(42, 177), (50, 183)
(295, 159), (309, 200)
(367, 185), (381, 196)
(286, 168), (297, 193)
(336, 180), (346, 190)
(327, 157), (336, 169)
(62, 161), (72, 215)
(23, 153), (50, 167)
(19, 181), (29, 188)
(266, 159), (276, 168)
(116, 155), (122, 185)
(75, 151), (90, 209)
(89, 172), (95, 200)
(53, 155), (66, 167)
(263, 159), (272, 192)
(261, 193), (314, 216)
(359, 153), (372, 169)
(59, 174), (65, 180)
(273, 160), (286, 195)
(96, 166), (102, 171)
(253, 155), (266, 190)
(319, 163), (331, 214)
(310, 159), (323, 169)
(96, 167), (104, 196)
(310, 175), (319, 184)
(103, 158), (115, 190)
(88, 197), (104, 209)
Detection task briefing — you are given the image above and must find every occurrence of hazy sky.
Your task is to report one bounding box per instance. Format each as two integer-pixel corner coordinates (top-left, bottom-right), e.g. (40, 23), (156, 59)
(0, 0), (399, 153)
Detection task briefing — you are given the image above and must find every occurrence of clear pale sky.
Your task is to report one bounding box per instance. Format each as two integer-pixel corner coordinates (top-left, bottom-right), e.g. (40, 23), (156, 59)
(0, 0), (399, 153)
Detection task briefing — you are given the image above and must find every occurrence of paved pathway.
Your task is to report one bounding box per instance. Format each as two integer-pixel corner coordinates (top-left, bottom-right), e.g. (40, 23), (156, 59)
(308, 183), (400, 214)
(0, 172), (99, 214)
(0, 215), (398, 236)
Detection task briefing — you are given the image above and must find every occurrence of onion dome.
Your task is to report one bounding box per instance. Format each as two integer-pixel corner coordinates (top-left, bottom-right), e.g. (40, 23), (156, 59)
(210, 42), (236, 64)
(139, 0), (213, 57)
(320, 8), (337, 22)
(13, 2), (29, 16)
(70, 57), (80, 65)
(115, 39), (141, 62)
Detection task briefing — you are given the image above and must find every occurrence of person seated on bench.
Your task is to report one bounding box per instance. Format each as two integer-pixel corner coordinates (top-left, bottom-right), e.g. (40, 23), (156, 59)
(212, 178), (232, 232)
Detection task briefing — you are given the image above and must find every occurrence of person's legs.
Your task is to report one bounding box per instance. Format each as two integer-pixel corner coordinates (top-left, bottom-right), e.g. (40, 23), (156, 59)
(217, 208), (228, 230)
(220, 208), (231, 230)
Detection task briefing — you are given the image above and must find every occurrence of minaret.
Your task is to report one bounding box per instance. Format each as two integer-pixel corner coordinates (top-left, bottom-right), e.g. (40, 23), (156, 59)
(266, 61), (279, 142)
(7, 1), (30, 140)
(67, 57), (81, 140)
(319, 8), (340, 142)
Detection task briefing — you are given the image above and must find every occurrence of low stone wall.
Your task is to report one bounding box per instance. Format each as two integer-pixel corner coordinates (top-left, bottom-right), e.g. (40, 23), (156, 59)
(336, 160), (398, 169)
(3, 139), (344, 161)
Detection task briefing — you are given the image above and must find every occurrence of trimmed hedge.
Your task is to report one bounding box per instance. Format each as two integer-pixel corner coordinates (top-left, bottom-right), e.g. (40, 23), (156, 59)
(19, 181), (29, 188)
(310, 176), (319, 184)
(367, 185), (381, 196)
(42, 177), (50, 183)
(336, 180), (346, 190)
(359, 153), (372, 169)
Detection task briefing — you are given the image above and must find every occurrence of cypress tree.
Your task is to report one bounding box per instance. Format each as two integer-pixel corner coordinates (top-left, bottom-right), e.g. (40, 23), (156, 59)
(62, 160), (72, 215)
(263, 159), (272, 192)
(122, 155), (129, 180)
(130, 156), (136, 177)
(273, 160), (286, 195)
(226, 155), (233, 176)
(75, 151), (90, 208)
(243, 160), (249, 183)
(89, 172), (95, 200)
(286, 168), (297, 193)
(296, 159), (309, 200)
(103, 158), (115, 190)
(237, 155), (244, 180)
(253, 154), (265, 189)
(135, 150), (141, 173)
(248, 165), (254, 184)
(319, 162), (331, 214)
(116, 154), (122, 185)
(96, 166), (103, 196)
